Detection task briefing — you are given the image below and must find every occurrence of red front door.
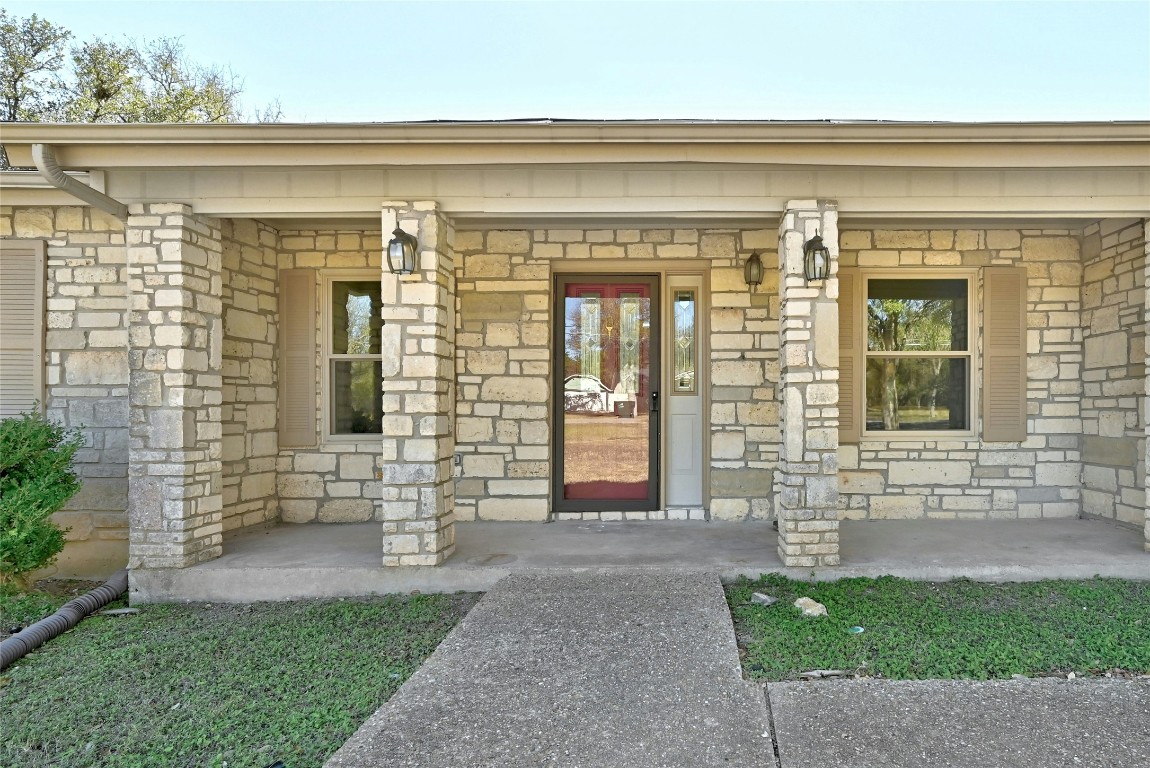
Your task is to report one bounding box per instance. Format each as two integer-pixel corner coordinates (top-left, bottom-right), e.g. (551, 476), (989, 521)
(554, 276), (660, 510)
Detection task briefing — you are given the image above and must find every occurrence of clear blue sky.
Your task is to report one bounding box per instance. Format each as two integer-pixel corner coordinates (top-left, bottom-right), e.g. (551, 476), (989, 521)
(7, 0), (1149, 122)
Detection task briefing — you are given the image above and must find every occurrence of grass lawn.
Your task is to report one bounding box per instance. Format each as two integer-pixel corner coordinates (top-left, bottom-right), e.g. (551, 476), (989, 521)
(0, 589), (478, 768)
(727, 575), (1150, 682)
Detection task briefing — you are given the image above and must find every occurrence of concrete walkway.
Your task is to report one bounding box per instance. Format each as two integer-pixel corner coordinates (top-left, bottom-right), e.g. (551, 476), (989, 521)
(324, 568), (1150, 768)
(769, 678), (1150, 768)
(325, 570), (775, 767)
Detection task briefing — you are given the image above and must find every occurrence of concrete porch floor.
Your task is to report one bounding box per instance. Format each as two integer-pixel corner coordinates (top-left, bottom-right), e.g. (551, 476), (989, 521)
(128, 518), (1149, 603)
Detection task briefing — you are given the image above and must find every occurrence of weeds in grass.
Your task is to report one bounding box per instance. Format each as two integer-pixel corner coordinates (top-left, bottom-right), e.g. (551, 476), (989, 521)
(726, 575), (1150, 682)
(0, 593), (477, 768)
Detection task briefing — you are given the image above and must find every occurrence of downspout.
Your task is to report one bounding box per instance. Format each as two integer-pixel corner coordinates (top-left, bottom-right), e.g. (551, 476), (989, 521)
(0, 569), (128, 670)
(32, 143), (128, 222)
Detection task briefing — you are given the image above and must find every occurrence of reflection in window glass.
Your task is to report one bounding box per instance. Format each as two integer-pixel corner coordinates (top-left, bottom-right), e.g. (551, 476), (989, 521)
(332, 281), (382, 355)
(865, 358), (969, 431)
(330, 279), (382, 436)
(863, 277), (971, 433)
(866, 279), (967, 352)
(331, 360), (383, 434)
(673, 290), (695, 393)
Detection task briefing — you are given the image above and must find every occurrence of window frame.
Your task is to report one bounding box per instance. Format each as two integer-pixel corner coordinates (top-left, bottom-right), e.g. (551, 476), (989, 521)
(321, 270), (384, 444)
(857, 268), (979, 440)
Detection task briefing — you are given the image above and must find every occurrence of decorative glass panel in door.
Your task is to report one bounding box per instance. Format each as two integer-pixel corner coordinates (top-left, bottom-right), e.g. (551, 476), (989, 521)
(555, 276), (660, 510)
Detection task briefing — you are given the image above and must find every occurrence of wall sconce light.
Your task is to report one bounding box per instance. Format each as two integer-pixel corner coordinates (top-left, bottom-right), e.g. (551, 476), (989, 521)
(803, 232), (830, 282)
(744, 251), (763, 291)
(387, 227), (418, 275)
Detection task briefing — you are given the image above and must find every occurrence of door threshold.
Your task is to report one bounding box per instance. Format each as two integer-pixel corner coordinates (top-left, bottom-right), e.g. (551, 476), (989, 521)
(550, 508), (708, 522)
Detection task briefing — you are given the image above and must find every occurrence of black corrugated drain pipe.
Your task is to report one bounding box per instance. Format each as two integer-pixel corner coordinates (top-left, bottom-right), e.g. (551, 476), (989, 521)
(0, 569), (128, 670)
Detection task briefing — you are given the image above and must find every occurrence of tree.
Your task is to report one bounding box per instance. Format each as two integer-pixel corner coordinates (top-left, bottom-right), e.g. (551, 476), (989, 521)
(0, 10), (71, 122)
(1, 9), (279, 126)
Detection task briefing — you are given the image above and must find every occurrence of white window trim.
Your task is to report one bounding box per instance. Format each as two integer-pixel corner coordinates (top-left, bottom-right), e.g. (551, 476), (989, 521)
(321, 270), (383, 444)
(858, 268), (979, 441)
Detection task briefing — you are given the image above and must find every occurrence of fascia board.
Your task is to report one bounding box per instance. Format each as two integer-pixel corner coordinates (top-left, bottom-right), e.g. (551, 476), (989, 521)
(3, 121), (1148, 170)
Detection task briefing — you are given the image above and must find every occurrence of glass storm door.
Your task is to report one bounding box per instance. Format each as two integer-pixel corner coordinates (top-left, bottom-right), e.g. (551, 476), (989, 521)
(553, 276), (660, 511)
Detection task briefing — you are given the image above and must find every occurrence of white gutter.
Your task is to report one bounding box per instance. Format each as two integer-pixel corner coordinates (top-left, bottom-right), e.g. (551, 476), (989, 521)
(32, 143), (128, 221)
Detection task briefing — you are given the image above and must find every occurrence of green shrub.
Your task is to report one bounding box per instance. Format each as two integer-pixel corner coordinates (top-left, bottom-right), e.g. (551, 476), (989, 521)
(0, 410), (84, 590)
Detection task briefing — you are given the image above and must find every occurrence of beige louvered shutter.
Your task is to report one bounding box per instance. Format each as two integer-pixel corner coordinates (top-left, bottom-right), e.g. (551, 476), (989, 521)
(278, 268), (318, 447)
(982, 266), (1027, 442)
(0, 240), (46, 417)
(837, 268), (861, 443)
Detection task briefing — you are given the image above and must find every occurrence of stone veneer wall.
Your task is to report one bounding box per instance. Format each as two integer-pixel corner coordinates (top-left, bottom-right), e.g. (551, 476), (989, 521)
(219, 219), (280, 531)
(838, 229), (1085, 519)
(452, 227), (781, 522)
(275, 229), (389, 523)
(1080, 219), (1146, 528)
(1, 206), (130, 558)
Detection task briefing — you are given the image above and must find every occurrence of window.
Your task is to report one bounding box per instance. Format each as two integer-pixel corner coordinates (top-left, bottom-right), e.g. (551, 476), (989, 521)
(840, 266), (1027, 444)
(864, 275), (972, 433)
(325, 274), (383, 438)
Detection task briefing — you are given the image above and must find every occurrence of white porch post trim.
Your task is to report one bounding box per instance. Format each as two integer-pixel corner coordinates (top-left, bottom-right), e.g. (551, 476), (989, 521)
(776, 200), (841, 567)
(379, 202), (458, 566)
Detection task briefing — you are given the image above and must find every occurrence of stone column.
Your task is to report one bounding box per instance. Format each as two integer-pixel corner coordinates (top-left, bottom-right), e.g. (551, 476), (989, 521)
(380, 202), (457, 566)
(777, 200), (841, 567)
(126, 204), (224, 569)
(1144, 218), (1149, 553)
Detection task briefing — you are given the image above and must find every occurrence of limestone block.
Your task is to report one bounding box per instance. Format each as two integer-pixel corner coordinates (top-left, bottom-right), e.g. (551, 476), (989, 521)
(463, 454), (505, 477)
(839, 471), (885, 495)
(340, 454), (376, 480)
(874, 231), (929, 249)
(295, 453), (337, 473)
(869, 495), (926, 519)
(711, 360), (764, 387)
(457, 417), (494, 443)
(487, 479), (548, 496)
(278, 474), (325, 498)
(1083, 465), (1118, 492)
(240, 473), (275, 501)
(1081, 489), (1115, 518)
(14, 208), (53, 238)
(1084, 331), (1129, 369)
(224, 308), (268, 341)
(1021, 237), (1079, 262)
(485, 323), (520, 347)
(1098, 412), (1127, 438)
(465, 253), (511, 278)
(700, 235), (737, 260)
(1034, 462), (1081, 487)
(67, 478), (129, 511)
(482, 377), (548, 402)
(591, 245), (625, 260)
(62, 351), (127, 386)
(318, 499), (374, 522)
(477, 498), (548, 521)
(839, 231), (871, 249)
(887, 461), (972, 486)
(805, 475), (840, 508)
(986, 230), (1021, 249)
(461, 292), (523, 321)
(710, 468), (771, 497)
(486, 231), (531, 253)
(711, 431), (746, 459)
(383, 534), (421, 554)
(455, 231), (484, 251)
(710, 498), (749, 521)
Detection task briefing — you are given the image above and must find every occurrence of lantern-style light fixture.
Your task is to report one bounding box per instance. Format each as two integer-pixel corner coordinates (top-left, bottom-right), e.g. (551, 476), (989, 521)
(744, 251), (764, 291)
(803, 232), (831, 282)
(387, 226), (418, 275)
